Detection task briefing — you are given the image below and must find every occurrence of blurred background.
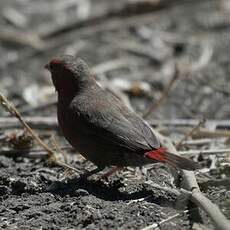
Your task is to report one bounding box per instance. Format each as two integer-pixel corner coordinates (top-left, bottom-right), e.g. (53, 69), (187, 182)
(0, 1), (230, 229)
(0, 0), (230, 120)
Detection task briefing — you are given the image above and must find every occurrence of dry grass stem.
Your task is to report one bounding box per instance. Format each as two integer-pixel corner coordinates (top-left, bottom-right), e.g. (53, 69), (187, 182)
(143, 65), (179, 118)
(175, 117), (206, 148)
(50, 135), (68, 163)
(0, 93), (56, 160)
(0, 92), (80, 174)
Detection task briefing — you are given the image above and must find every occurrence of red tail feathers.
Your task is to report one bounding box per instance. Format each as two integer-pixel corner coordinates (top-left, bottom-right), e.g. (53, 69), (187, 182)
(146, 147), (167, 162)
(146, 147), (200, 171)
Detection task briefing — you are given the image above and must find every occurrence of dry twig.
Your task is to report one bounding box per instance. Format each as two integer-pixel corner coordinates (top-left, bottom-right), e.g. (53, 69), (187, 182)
(141, 209), (191, 230)
(179, 138), (221, 146)
(0, 93), (56, 159)
(92, 58), (130, 75)
(0, 29), (45, 50)
(150, 131), (230, 230)
(148, 118), (230, 128)
(175, 117), (206, 148)
(0, 93), (80, 174)
(50, 135), (68, 163)
(0, 116), (58, 130)
(179, 148), (230, 157)
(143, 65), (180, 118)
(144, 181), (188, 197)
(193, 128), (230, 138)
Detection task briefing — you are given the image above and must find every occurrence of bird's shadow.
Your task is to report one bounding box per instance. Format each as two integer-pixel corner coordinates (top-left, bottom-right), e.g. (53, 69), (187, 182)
(46, 177), (148, 201)
(46, 176), (176, 208)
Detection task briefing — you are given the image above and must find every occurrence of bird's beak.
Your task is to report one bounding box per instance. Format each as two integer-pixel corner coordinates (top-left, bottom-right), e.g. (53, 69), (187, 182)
(44, 63), (50, 71)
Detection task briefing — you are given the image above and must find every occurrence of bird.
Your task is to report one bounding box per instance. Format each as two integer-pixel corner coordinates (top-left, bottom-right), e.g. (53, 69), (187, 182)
(45, 55), (200, 177)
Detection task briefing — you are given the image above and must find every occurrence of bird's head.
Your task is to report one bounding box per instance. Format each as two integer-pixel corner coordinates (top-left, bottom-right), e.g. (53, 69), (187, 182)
(45, 55), (92, 93)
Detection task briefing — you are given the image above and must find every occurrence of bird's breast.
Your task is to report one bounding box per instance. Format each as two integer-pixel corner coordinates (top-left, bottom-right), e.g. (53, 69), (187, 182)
(57, 102), (98, 160)
(57, 102), (81, 147)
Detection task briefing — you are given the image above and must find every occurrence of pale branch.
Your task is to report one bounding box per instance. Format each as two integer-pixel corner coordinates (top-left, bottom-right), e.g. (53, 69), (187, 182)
(148, 118), (230, 128)
(179, 138), (222, 146)
(152, 131), (230, 230)
(144, 181), (189, 197)
(192, 128), (230, 138)
(175, 117), (206, 148)
(0, 146), (73, 158)
(141, 210), (190, 230)
(0, 116), (58, 130)
(92, 58), (129, 75)
(191, 191), (230, 230)
(158, 126), (230, 139)
(179, 148), (230, 157)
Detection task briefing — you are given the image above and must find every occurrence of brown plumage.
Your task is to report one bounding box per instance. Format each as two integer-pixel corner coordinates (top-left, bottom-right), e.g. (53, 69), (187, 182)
(45, 55), (200, 173)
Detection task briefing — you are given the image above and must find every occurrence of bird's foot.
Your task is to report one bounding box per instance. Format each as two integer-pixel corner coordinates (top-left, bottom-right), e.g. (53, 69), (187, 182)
(100, 166), (121, 182)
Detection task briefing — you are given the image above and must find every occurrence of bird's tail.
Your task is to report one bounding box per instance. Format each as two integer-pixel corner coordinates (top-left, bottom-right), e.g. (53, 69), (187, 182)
(146, 147), (200, 171)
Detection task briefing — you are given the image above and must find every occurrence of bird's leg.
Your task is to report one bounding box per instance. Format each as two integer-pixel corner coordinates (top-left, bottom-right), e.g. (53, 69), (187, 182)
(80, 167), (105, 179)
(80, 166), (121, 182)
(101, 166), (122, 179)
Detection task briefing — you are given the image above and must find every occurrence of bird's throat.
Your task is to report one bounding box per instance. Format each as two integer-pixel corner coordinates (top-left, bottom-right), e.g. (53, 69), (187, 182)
(57, 89), (76, 106)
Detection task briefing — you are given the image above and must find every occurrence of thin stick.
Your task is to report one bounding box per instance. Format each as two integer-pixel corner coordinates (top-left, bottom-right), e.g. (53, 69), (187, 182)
(141, 209), (190, 230)
(142, 65), (180, 118)
(148, 118), (230, 128)
(0, 116), (58, 130)
(179, 138), (219, 146)
(193, 128), (230, 138)
(179, 148), (230, 157)
(0, 146), (73, 157)
(0, 93), (56, 160)
(54, 160), (81, 174)
(50, 135), (68, 163)
(175, 117), (206, 148)
(144, 181), (188, 197)
(92, 58), (129, 75)
(153, 131), (230, 230)
(0, 93), (80, 174)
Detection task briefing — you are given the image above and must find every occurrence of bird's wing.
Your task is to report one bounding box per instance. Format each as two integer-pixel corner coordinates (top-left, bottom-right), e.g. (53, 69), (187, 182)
(126, 112), (160, 149)
(70, 89), (160, 152)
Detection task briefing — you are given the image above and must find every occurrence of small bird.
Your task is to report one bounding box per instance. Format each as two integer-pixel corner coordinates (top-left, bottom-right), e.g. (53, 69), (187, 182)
(45, 55), (200, 176)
